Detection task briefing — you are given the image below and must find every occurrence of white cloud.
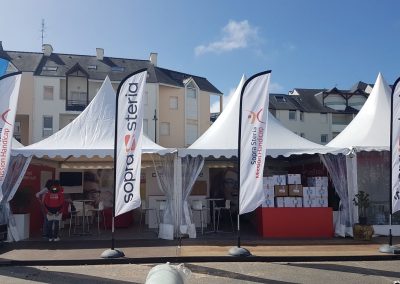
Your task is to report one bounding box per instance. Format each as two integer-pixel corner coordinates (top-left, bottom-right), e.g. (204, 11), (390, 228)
(210, 87), (236, 113)
(195, 20), (259, 56)
(269, 82), (285, 93)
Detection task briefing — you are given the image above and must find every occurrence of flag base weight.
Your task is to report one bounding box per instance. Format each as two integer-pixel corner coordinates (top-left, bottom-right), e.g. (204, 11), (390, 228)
(379, 244), (400, 254)
(228, 246), (252, 257)
(101, 249), (125, 258)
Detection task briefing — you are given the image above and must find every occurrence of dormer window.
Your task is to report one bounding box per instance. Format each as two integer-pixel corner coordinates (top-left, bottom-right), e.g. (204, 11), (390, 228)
(275, 95), (286, 103)
(42, 66), (58, 71)
(111, 66), (125, 72)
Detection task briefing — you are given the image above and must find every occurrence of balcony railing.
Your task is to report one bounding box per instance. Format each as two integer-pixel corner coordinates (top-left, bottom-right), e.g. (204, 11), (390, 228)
(66, 99), (88, 111)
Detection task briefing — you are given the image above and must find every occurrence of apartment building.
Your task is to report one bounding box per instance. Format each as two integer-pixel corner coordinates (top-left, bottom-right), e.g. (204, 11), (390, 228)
(269, 82), (373, 144)
(0, 42), (222, 147)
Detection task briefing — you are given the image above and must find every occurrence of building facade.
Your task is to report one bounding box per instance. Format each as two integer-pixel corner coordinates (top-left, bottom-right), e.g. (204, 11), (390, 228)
(269, 82), (373, 145)
(0, 42), (222, 147)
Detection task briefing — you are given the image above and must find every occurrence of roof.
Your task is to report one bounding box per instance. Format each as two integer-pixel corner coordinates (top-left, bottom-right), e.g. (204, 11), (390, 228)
(327, 73), (391, 151)
(1, 49), (221, 94)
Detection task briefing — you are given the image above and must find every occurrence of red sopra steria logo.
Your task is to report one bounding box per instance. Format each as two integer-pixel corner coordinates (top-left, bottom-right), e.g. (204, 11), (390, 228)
(1, 109), (12, 126)
(124, 134), (137, 152)
(246, 108), (265, 124)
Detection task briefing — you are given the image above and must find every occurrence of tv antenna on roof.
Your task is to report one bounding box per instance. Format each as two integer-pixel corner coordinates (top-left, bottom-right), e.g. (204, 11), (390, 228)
(41, 19), (46, 47)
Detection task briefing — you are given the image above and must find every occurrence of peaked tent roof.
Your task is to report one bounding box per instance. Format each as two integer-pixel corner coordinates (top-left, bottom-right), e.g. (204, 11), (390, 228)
(12, 77), (173, 160)
(327, 73), (391, 151)
(179, 76), (346, 158)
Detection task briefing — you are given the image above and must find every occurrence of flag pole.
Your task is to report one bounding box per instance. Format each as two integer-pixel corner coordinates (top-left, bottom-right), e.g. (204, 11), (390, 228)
(379, 76), (400, 255)
(229, 74), (250, 257)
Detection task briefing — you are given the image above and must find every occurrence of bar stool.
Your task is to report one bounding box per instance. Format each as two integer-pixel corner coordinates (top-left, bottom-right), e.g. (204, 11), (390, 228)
(191, 200), (208, 234)
(215, 199), (234, 232)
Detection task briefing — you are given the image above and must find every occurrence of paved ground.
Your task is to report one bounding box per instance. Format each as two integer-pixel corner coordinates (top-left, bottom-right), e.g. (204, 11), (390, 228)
(0, 261), (400, 283)
(0, 236), (399, 265)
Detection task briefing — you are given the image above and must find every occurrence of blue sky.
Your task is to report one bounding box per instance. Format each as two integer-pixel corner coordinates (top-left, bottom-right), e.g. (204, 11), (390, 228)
(1, 0), (400, 111)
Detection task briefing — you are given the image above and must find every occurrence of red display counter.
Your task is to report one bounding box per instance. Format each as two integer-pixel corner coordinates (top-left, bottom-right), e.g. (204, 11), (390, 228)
(257, 207), (333, 238)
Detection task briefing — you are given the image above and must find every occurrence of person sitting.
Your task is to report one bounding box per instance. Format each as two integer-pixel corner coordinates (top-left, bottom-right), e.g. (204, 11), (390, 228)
(43, 182), (64, 242)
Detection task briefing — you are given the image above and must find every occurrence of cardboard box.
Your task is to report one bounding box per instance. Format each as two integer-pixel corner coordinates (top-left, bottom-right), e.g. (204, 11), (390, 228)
(303, 197), (316, 208)
(295, 197), (303, 207)
(273, 175), (287, 185)
(316, 197), (328, 207)
(274, 185), (288, 197)
(303, 187), (316, 196)
(287, 174), (301, 185)
(263, 176), (275, 187)
(275, 197), (285, 208)
(284, 197), (295, 207)
(263, 177), (275, 197)
(316, 186), (328, 197)
(289, 184), (303, 197)
(262, 197), (275, 208)
(307, 176), (328, 187)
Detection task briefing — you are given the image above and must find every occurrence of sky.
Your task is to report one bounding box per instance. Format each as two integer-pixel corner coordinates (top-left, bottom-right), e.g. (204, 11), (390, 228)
(1, 0), (400, 111)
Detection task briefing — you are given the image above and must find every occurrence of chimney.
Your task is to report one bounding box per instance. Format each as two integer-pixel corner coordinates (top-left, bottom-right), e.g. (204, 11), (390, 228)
(42, 44), (53, 56)
(96, 48), (104, 60)
(149, 52), (158, 66)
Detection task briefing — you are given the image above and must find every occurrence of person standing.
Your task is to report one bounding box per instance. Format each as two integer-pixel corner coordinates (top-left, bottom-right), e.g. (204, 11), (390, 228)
(43, 182), (64, 241)
(36, 180), (53, 238)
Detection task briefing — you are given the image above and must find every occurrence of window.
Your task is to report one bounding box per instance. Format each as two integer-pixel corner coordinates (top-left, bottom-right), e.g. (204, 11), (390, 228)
(321, 134), (328, 143)
(289, 110), (296, 120)
(143, 119), (148, 135)
(169, 96), (178, 109)
(300, 111), (304, 121)
(43, 86), (54, 100)
(111, 66), (125, 72)
(160, 122), (170, 136)
(42, 66), (57, 71)
(43, 116), (53, 138)
(321, 113), (328, 123)
(88, 65), (97, 70)
(14, 121), (21, 142)
(186, 123), (198, 145)
(275, 96), (286, 103)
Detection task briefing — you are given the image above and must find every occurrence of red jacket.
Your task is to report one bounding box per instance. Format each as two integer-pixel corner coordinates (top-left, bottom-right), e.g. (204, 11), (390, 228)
(43, 188), (64, 214)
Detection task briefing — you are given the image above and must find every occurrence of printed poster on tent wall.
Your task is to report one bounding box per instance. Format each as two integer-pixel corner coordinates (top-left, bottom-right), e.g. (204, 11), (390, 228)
(391, 77), (400, 214)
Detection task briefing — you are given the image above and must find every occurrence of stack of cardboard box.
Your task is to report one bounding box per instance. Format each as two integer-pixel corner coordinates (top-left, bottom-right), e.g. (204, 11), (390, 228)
(303, 177), (329, 207)
(262, 176), (275, 207)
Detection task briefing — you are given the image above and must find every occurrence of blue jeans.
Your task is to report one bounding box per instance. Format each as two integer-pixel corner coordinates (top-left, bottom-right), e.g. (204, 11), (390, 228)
(46, 219), (59, 239)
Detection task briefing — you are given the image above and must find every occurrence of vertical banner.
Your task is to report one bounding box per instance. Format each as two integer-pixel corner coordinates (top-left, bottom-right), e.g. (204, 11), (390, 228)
(239, 71), (271, 215)
(391, 77), (400, 214)
(0, 72), (22, 201)
(114, 69), (147, 217)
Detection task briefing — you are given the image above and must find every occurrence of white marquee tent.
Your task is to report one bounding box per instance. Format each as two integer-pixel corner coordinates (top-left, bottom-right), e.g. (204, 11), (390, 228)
(12, 77), (173, 164)
(327, 73), (398, 236)
(328, 73), (391, 151)
(179, 75), (346, 158)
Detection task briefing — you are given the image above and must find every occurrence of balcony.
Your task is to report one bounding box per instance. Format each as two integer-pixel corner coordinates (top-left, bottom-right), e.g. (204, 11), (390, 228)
(66, 99), (87, 111)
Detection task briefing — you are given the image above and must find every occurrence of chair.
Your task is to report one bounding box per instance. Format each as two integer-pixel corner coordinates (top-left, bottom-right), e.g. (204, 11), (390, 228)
(63, 203), (80, 236)
(87, 201), (106, 235)
(215, 199), (234, 232)
(191, 200), (208, 234)
(139, 200), (157, 228)
(72, 201), (93, 233)
(158, 201), (167, 225)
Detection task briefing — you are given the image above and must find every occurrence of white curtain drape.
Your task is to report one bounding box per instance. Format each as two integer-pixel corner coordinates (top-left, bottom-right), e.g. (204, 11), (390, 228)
(152, 153), (175, 240)
(320, 153), (355, 237)
(0, 155), (32, 241)
(179, 155), (204, 238)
